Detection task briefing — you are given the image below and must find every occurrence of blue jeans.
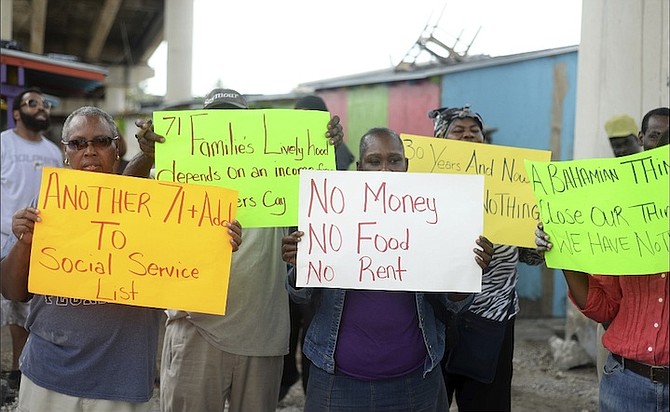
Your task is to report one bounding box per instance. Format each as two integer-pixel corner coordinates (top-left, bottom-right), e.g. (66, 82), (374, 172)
(600, 354), (669, 412)
(304, 364), (448, 411)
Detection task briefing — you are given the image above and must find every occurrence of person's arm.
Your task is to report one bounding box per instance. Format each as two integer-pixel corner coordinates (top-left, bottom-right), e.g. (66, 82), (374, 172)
(0, 207), (41, 301)
(281, 230), (316, 303)
(123, 119), (165, 178)
(1, 241), (31, 302)
(285, 265), (314, 304)
(561, 269), (590, 309)
(123, 152), (154, 178)
(534, 222), (589, 308)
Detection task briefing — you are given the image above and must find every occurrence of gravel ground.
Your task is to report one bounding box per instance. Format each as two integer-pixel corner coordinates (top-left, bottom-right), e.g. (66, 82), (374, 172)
(2, 318), (598, 411)
(506, 318), (598, 412)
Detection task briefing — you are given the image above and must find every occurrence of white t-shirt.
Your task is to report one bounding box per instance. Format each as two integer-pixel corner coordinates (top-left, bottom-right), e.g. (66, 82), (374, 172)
(1, 129), (62, 248)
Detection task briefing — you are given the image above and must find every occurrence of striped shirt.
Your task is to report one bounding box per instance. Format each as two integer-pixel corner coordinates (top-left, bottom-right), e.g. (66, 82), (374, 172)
(470, 245), (544, 322)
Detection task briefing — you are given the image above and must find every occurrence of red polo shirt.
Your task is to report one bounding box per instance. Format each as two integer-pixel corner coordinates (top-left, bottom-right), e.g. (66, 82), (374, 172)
(571, 272), (669, 366)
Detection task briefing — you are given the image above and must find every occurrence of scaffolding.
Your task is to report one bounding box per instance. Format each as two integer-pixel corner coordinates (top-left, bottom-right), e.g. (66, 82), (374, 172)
(396, 4), (480, 71)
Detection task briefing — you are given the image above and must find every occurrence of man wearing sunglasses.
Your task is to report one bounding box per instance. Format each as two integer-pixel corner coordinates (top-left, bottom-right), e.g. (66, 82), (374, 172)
(1, 88), (63, 401)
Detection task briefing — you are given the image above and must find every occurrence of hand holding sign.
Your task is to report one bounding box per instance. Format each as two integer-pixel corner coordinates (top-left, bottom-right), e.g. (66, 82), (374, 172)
(525, 146), (669, 275)
(295, 170), (486, 292)
(153, 109), (337, 227)
(28, 168), (239, 315)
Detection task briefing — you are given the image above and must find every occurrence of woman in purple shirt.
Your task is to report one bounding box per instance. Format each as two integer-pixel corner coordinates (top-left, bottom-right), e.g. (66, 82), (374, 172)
(282, 127), (493, 411)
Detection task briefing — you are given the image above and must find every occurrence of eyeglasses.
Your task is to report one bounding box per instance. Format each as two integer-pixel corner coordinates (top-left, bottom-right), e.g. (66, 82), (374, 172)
(21, 99), (52, 110)
(61, 136), (118, 151)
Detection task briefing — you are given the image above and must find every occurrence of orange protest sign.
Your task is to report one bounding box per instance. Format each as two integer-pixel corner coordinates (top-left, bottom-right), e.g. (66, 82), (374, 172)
(28, 167), (238, 315)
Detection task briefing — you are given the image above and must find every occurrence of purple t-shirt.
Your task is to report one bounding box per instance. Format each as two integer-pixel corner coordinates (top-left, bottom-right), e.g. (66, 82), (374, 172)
(335, 290), (426, 380)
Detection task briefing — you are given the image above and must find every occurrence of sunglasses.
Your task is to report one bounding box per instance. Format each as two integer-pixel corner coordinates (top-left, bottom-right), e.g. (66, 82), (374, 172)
(61, 136), (118, 151)
(21, 99), (52, 110)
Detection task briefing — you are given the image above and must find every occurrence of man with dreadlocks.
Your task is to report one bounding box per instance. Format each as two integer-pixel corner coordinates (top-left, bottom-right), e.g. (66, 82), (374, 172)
(428, 106), (544, 411)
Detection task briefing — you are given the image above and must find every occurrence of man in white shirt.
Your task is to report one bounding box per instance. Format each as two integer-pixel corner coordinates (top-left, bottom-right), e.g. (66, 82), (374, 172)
(0, 88), (62, 397)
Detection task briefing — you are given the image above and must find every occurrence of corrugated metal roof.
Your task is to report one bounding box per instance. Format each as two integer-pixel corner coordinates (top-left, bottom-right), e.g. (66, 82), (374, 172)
(1, 48), (108, 78)
(299, 45), (579, 91)
(1, 47), (108, 96)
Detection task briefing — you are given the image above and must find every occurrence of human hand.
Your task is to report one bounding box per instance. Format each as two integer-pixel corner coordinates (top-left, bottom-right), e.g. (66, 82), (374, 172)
(326, 115), (343, 146)
(12, 207), (42, 245)
(134, 119), (166, 159)
(281, 230), (304, 265)
(227, 219), (242, 252)
(474, 235), (494, 269)
(535, 222), (552, 255)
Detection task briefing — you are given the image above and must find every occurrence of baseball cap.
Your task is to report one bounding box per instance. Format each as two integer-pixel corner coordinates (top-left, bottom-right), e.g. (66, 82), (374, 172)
(605, 114), (638, 138)
(203, 88), (248, 109)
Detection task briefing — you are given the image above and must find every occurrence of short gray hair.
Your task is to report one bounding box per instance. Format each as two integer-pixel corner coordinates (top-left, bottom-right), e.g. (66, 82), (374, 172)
(61, 106), (118, 142)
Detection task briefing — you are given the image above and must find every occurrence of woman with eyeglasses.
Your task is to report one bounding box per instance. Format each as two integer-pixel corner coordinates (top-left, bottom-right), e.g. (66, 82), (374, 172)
(1, 88), (62, 401)
(0, 106), (243, 411)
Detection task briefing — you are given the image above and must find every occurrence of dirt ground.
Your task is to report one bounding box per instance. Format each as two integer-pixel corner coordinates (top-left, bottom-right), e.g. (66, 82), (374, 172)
(276, 317), (599, 412)
(1, 317), (598, 411)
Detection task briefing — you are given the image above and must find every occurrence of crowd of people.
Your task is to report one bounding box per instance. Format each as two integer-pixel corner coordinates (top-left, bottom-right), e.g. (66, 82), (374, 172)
(0, 85), (668, 411)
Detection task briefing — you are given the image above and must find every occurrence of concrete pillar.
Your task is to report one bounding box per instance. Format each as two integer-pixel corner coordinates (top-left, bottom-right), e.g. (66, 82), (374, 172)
(165, 0), (194, 104)
(568, 0), (669, 365)
(103, 64), (155, 114)
(30, 0), (47, 54)
(573, 0), (669, 160)
(1, 0), (12, 40)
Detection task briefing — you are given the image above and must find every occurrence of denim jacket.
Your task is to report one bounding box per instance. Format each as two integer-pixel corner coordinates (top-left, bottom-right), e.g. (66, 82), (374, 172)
(287, 268), (473, 378)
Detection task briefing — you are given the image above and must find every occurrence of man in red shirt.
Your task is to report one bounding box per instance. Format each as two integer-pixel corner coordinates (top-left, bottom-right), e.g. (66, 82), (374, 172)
(535, 226), (668, 411)
(536, 106), (669, 408)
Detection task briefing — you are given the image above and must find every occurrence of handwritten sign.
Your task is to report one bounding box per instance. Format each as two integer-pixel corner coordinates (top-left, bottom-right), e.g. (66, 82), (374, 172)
(401, 134), (551, 247)
(525, 146), (669, 274)
(296, 170), (484, 292)
(29, 167), (238, 315)
(153, 109), (335, 227)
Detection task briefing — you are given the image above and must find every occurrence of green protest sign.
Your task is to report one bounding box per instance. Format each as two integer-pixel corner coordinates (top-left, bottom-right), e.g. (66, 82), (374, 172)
(153, 109), (335, 227)
(525, 146), (669, 275)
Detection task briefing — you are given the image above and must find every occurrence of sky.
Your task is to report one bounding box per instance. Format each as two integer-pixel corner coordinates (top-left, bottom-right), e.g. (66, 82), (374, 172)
(143, 0), (583, 97)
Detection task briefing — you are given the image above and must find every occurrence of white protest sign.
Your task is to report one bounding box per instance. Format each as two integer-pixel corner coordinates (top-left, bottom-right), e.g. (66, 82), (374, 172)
(297, 170), (485, 292)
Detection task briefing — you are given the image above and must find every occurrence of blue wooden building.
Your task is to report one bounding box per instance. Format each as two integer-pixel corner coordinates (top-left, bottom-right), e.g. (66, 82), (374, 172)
(290, 45), (580, 317)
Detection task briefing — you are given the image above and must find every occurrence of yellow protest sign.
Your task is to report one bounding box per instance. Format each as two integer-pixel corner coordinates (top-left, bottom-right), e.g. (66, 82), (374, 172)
(401, 134), (551, 247)
(29, 167), (238, 315)
(525, 146), (669, 275)
(153, 109), (335, 227)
